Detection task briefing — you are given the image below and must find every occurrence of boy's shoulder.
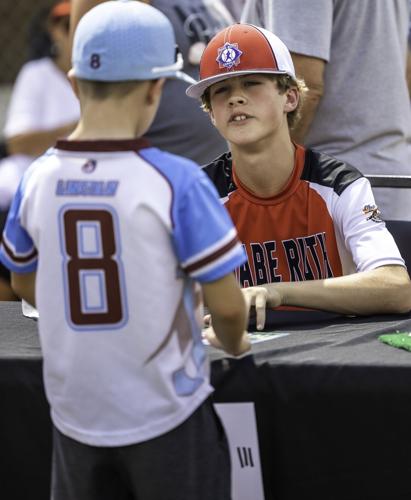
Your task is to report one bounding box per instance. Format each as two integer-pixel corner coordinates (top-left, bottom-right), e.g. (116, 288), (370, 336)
(302, 148), (364, 196)
(139, 146), (205, 186)
(201, 148), (365, 199)
(21, 148), (57, 184)
(201, 151), (234, 199)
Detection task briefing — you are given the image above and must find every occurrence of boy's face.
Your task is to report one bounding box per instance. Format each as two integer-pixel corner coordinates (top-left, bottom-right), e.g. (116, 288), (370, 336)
(208, 74), (293, 148)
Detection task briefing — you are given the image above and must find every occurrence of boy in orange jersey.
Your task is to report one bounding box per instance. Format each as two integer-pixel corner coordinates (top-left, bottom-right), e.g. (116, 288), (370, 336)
(187, 23), (411, 328)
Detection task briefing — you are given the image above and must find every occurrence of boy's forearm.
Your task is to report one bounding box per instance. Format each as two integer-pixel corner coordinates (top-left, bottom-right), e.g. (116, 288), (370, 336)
(11, 272), (36, 307)
(7, 123), (77, 157)
(266, 266), (411, 315)
(203, 273), (249, 356)
(211, 312), (248, 356)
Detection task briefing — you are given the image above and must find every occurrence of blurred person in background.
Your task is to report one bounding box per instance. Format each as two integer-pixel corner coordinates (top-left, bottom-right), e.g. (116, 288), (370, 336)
(257, 0), (411, 222)
(71, 0), (234, 164)
(1, 1), (79, 206)
(0, 0), (80, 300)
(407, 11), (411, 98)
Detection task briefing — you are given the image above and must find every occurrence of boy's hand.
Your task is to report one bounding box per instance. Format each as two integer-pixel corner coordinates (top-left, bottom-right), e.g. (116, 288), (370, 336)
(242, 286), (282, 330)
(202, 325), (222, 349)
(203, 326), (251, 357)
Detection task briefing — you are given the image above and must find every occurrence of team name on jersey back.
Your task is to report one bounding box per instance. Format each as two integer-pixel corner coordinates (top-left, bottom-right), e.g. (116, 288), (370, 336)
(56, 179), (119, 196)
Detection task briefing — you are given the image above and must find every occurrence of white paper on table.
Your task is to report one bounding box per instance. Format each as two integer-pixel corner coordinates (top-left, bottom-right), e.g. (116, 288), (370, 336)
(247, 331), (289, 343)
(203, 331), (289, 346)
(214, 402), (265, 500)
(21, 299), (39, 320)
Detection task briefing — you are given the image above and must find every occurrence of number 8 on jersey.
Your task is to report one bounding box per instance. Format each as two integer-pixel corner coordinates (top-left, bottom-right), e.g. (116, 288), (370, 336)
(59, 205), (128, 330)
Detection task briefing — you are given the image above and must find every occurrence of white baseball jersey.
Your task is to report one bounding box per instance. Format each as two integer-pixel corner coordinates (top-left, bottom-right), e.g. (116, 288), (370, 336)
(0, 139), (246, 446)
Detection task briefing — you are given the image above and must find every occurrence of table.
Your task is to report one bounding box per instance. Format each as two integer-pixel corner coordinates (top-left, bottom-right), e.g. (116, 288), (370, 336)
(2, 302), (411, 500)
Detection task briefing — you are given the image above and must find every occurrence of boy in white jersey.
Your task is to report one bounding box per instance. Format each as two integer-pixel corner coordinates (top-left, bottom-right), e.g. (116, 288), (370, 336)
(0, 3), (250, 499)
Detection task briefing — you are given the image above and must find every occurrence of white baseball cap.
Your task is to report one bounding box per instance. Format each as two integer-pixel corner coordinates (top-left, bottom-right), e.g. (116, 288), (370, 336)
(186, 23), (296, 99)
(71, 0), (194, 84)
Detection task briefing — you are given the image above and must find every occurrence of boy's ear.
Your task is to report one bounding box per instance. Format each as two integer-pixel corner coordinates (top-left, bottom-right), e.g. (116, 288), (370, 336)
(209, 108), (217, 126)
(284, 87), (299, 113)
(67, 69), (80, 98)
(147, 78), (165, 104)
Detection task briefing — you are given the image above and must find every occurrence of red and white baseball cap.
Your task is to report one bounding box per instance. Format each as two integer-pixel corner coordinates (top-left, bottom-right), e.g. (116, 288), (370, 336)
(186, 23), (296, 99)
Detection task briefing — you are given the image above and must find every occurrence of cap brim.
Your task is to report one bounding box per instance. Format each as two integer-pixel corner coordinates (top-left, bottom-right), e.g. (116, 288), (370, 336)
(68, 66), (195, 85)
(152, 52), (196, 85)
(186, 69), (290, 99)
(175, 71), (197, 85)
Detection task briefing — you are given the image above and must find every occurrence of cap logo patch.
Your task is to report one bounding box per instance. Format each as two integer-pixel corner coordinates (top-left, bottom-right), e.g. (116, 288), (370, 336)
(216, 42), (243, 69)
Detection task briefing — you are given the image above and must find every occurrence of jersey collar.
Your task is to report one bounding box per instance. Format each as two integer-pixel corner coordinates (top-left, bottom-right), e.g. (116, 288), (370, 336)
(232, 144), (306, 205)
(55, 138), (150, 152)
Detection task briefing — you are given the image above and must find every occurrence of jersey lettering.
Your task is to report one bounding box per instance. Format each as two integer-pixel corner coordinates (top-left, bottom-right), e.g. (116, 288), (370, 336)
(263, 240), (282, 282)
(237, 233), (335, 286)
(305, 235), (322, 278)
(283, 239), (304, 281)
(238, 244), (254, 287)
(297, 237), (315, 280)
(251, 243), (269, 285)
(316, 232), (334, 278)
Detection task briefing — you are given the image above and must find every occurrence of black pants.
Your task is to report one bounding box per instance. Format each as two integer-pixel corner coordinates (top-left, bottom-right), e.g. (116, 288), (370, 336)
(51, 399), (231, 500)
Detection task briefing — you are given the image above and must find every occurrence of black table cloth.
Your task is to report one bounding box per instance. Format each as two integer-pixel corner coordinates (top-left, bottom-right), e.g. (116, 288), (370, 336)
(2, 302), (411, 500)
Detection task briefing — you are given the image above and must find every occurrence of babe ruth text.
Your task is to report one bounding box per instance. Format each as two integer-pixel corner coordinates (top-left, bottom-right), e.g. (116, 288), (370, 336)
(236, 232), (334, 286)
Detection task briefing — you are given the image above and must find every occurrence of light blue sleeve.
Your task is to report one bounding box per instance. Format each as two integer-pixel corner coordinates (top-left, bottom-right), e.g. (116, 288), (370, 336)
(173, 169), (246, 282)
(0, 179), (37, 274)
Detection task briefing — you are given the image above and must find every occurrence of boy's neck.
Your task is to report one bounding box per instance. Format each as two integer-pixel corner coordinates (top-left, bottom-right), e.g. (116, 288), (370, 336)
(230, 135), (296, 198)
(69, 119), (139, 141)
(70, 90), (151, 141)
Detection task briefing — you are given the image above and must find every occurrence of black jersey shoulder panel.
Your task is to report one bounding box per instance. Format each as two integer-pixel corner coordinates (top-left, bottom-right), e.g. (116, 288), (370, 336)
(202, 148), (364, 199)
(202, 151), (236, 198)
(302, 149), (363, 196)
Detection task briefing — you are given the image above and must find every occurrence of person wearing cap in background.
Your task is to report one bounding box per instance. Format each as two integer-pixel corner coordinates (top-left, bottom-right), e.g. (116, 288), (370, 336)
(186, 23), (411, 329)
(0, 0), (80, 301)
(0, 2), (250, 499)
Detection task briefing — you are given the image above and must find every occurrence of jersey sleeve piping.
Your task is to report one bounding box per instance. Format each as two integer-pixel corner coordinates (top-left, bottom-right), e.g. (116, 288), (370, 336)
(0, 233), (38, 272)
(190, 242), (245, 282)
(182, 229), (239, 275)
